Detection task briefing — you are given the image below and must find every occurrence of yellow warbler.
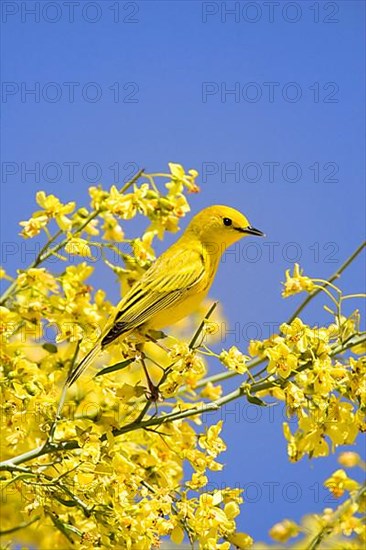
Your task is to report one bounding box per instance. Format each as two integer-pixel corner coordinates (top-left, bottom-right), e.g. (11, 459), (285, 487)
(66, 205), (264, 386)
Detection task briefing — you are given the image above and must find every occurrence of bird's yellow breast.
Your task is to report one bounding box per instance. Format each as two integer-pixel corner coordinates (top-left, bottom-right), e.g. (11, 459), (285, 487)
(144, 244), (220, 330)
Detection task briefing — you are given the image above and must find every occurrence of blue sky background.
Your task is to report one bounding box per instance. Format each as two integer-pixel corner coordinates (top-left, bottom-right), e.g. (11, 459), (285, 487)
(1, 0), (365, 545)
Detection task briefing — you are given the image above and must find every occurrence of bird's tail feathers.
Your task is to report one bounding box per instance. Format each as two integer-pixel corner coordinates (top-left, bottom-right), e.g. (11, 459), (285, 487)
(66, 343), (102, 387)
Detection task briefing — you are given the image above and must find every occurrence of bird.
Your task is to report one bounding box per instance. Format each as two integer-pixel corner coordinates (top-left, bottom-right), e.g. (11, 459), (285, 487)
(65, 205), (264, 388)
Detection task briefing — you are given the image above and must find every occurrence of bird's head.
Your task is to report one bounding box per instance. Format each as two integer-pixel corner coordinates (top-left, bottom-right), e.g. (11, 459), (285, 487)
(186, 205), (265, 249)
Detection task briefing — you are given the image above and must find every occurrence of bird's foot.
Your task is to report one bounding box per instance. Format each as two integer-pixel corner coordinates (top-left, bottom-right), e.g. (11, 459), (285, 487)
(145, 381), (162, 402)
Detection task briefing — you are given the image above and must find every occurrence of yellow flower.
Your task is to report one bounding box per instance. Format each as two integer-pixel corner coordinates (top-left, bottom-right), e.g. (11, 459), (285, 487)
(220, 346), (248, 374)
(0, 268), (13, 281)
(199, 421), (226, 457)
(248, 339), (266, 358)
(165, 195), (191, 223)
(101, 212), (124, 241)
(19, 192), (75, 237)
(65, 236), (93, 258)
(312, 358), (334, 395)
(36, 191), (75, 230)
(105, 183), (151, 219)
(0, 306), (20, 338)
(280, 317), (308, 353)
(170, 525), (185, 545)
(266, 341), (298, 378)
(186, 471), (208, 490)
(60, 262), (94, 292)
(17, 268), (58, 293)
(19, 214), (48, 238)
(324, 469), (359, 498)
(160, 345), (206, 396)
(227, 532), (253, 549)
(132, 230), (156, 265)
(167, 163), (200, 194)
(88, 185), (109, 210)
(325, 397), (358, 447)
(284, 382), (306, 414)
(224, 501), (240, 520)
(269, 519), (299, 542)
(338, 452), (361, 468)
(282, 263), (315, 297)
(201, 382), (223, 401)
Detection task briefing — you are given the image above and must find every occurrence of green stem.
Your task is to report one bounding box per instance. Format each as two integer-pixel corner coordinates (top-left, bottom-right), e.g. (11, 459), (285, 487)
(342, 293), (366, 300)
(1, 334), (364, 469)
(189, 301), (218, 349)
(193, 356), (265, 390)
(287, 241), (365, 324)
(34, 229), (63, 266)
(191, 243), (365, 391)
(0, 216), (99, 306)
(306, 483), (366, 550)
(119, 168), (144, 194)
(112, 331), (362, 431)
(0, 170), (145, 307)
(0, 229), (62, 305)
(0, 440), (79, 468)
(0, 515), (41, 535)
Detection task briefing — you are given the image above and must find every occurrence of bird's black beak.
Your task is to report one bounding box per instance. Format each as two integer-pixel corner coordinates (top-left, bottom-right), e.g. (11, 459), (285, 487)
(238, 225), (265, 237)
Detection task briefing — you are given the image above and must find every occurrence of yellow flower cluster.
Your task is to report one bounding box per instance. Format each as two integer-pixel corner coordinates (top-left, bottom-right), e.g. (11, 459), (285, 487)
(1, 167), (255, 549)
(324, 468), (359, 498)
(282, 263), (315, 297)
(20, 191), (76, 237)
(220, 346), (249, 374)
(249, 318), (330, 380)
(0, 394), (247, 549)
(160, 343), (206, 397)
(87, 162), (198, 242)
(1, 169), (364, 549)
(265, 452), (365, 549)
(269, 519), (299, 543)
(249, 315), (365, 462)
(18, 164), (199, 273)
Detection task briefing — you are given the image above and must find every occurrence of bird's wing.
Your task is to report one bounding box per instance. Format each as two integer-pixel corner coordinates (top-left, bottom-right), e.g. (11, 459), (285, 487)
(101, 247), (205, 346)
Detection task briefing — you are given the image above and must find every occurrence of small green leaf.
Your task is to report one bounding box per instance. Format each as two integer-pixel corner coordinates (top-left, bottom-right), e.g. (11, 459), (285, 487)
(42, 343), (58, 354)
(246, 394), (267, 407)
(53, 494), (77, 507)
(95, 358), (134, 377)
(147, 329), (167, 340)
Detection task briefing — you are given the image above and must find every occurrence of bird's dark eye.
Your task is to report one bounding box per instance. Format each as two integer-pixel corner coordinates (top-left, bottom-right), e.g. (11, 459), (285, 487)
(223, 217), (232, 227)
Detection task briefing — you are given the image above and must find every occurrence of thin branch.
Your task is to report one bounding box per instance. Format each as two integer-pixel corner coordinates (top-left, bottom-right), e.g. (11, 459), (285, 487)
(110, 333), (366, 435)
(306, 483), (366, 550)
(0, 230), (63, 306)
(1, 240), (365, 471)
(0, 169), (145, 306)
(119, 167), (144, 194)
(193, 356), (265, 390)
(1, 333), (364, 469)
(33, 229), (63, 266)
(0, 463), (32, 474)
(190, 243), (365, 391)
(0, 440), (79, 469)
(287, 241), (365, 324)
(189, 301), (218, 349)
(0, 515), (41, 535)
